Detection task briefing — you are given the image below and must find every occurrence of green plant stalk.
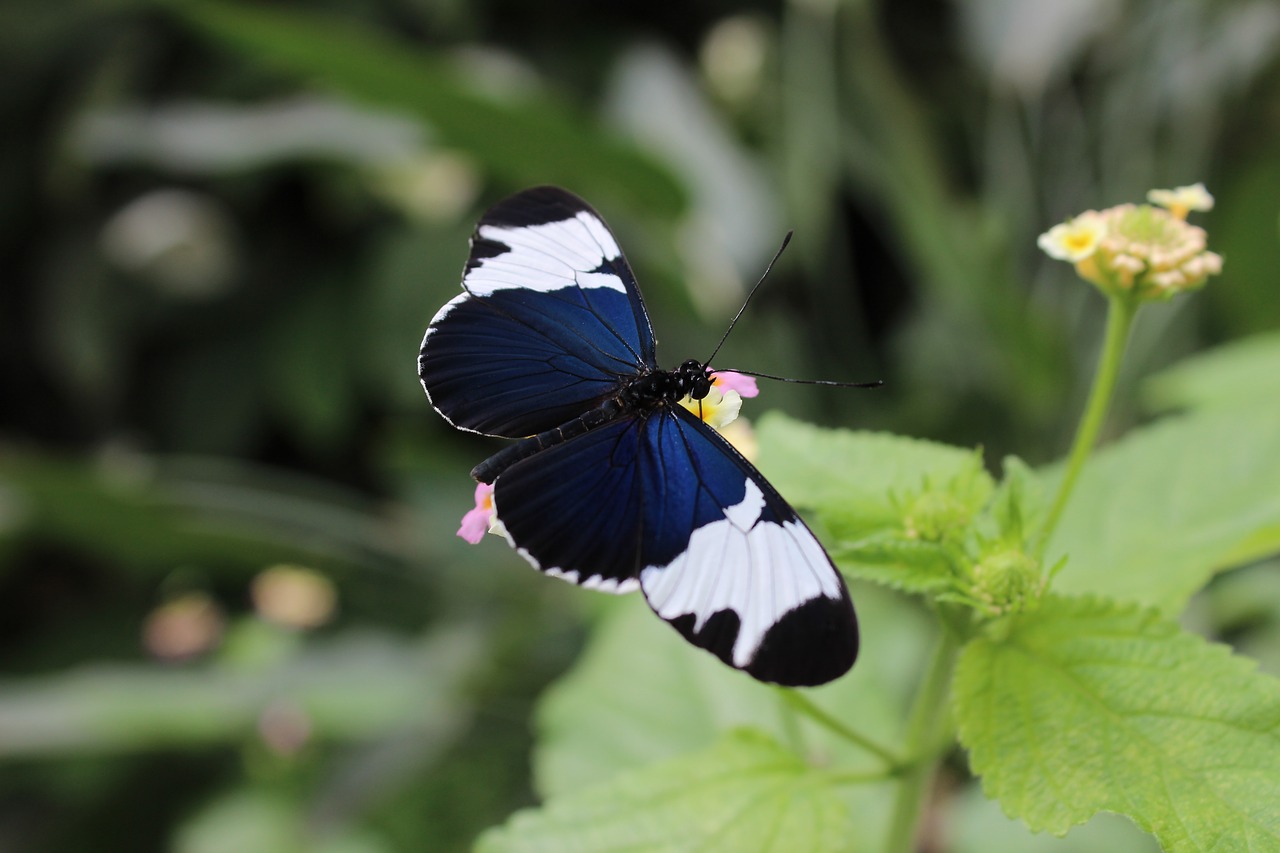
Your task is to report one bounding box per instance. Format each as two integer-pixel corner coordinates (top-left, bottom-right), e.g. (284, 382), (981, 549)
(882, 628), (959, 853)
(777, 688), (903, 769)
(775, 687), (807, 756)
(1035, 294), (1139, 553)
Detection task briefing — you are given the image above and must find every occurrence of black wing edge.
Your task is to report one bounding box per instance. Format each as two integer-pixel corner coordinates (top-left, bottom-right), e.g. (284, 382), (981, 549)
(666, 581), (858, 687)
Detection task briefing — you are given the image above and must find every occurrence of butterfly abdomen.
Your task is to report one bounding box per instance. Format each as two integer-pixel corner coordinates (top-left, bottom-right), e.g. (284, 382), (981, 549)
(472, 398), (629, 484)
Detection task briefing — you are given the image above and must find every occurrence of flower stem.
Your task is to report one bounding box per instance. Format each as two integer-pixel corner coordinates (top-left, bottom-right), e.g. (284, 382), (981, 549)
(777, 688), (903, 769)
(882, 627), (959, 853)
(1035, 294), (1138, 554)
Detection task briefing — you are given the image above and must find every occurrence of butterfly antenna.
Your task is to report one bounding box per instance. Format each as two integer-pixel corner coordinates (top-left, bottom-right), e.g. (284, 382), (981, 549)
(704, 231), (792, 367)
(716, 368), (883, 389)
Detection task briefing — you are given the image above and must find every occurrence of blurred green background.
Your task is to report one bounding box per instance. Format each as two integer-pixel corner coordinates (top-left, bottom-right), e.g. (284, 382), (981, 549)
(2, 0), (1278, 850)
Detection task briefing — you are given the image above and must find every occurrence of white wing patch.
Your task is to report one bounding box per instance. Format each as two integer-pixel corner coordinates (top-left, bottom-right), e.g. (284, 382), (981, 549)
(465, 213), (626, 296)
(639, 479), (843, 667)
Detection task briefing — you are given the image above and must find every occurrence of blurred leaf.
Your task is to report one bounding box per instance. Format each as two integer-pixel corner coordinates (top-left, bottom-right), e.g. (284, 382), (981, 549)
(838, 2), (1068, 430)
(0, 627), (480, 757)
(264, 275), (357, 452)
(1144, 332), (1280, 414)
(955, 595), (1280, 850)
(533, 596), (776, 797)
(533, 585), (929, 846)
(479, 729), (853, 853)
(0, 451), (415, 577)
(73, 97), (423, 173)
(1047, 401), (1280, 613)
(175, 789), (390, 853)
(176, 791), (301, 853)
(168, 0), (685, 217)
(1206, 156), (1280, 335)
(356, 221), (472, 410)
(604, 43), (780, 313)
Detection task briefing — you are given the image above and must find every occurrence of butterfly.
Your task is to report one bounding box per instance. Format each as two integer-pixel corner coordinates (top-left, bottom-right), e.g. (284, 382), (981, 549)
(418, 187), (857, 686)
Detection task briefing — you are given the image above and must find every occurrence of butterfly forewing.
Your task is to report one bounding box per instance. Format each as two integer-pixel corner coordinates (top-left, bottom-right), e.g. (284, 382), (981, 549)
(419, 187), (655, 437)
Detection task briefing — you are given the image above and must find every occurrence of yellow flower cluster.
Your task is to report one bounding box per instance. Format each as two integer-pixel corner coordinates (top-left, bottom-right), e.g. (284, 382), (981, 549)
(1038, 184), (1223, 301)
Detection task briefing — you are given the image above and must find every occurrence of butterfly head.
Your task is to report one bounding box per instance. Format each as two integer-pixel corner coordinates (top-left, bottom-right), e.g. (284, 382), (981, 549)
(674, 359), (714, 402)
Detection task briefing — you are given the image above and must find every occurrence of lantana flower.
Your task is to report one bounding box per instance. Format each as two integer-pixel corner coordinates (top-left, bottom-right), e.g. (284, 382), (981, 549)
(1147, 183), (1214, 220)
(1038, 187), (1222, 301)
(710, 370), (759, 399)
(458, 481), (499, 544)
(677, 369), (757, 430)
(1037, 212), (1106, 262)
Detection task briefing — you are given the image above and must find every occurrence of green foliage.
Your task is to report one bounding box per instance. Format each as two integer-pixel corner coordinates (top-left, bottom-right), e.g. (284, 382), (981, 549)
(955, 595), (1280, 851)
(1144, 331), (1280, 414)
(500, 387), (1280, 851)
(758, 414), (996, 596)
(479, 730), (853, 853)
(0, 626), (479, 757)
(175, 790), (390, 853)
(532, 588), (929, 799)
(1047, 401), (1280, 613)
(168, 0), (685, 217)
(4, 0), (1280, 850)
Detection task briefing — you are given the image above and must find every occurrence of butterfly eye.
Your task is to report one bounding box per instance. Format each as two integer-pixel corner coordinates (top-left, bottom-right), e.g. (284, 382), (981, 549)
(676, 360), (713, 400)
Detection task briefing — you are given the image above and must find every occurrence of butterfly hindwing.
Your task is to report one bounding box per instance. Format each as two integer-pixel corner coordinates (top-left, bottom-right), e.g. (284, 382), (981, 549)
(637, 407), (857, 687)
(419, 187), (656, 437)
(491, 415), (645, 593)
(489, 405), (857, 687)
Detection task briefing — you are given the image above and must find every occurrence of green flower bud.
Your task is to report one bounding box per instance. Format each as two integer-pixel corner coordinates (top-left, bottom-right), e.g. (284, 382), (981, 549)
(969, 548), (1042, 615)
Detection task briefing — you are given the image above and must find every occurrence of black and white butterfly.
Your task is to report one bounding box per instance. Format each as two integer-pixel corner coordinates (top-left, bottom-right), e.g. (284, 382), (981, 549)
(418, 187), (857, 686)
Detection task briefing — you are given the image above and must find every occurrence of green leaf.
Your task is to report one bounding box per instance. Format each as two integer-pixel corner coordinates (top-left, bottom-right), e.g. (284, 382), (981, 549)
(949, 783), (1159, 853)
(1144, 332), (1280, 414)
(533, 587), (930, 847)
(983, 455), (1044, 544)
(757, 413), (988, 534)
(954, 595), (1280, 852)
(533, 587), (926, 798)
(756, 413), (992, 592)
(1047, 401), (1280, 613)
(168, 0), (685, 217)
(478, 729), (853, 853)
(829, 533), (955, 595)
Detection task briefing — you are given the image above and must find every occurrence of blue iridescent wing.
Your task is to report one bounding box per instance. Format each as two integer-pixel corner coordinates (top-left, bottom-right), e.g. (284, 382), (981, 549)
(418, 187), (656, 437)
(637, 407), (858, 686)
(490, 406), (857, 687)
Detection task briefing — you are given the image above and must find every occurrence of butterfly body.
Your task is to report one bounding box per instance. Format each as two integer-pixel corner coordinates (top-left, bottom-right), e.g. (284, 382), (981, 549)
(471, 359), (714, 484)
(419, 187), (857, 686)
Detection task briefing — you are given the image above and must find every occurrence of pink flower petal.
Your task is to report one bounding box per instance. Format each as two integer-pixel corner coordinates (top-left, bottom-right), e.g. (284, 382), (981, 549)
(457, 482), (495, 544)
(711, 370), (759, 398)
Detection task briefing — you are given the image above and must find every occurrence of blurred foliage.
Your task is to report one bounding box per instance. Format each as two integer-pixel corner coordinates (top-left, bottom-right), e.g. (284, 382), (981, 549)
(1, 0), (1278, 850)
